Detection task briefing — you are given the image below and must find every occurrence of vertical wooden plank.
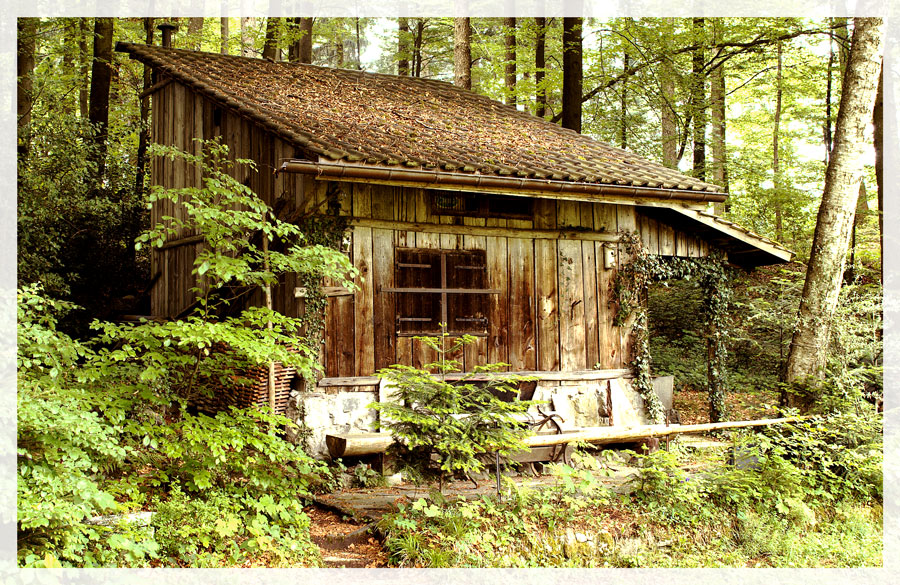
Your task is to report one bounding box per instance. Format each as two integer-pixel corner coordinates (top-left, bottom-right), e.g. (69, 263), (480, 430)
(638, 212), (651, 253)
(557, 200), (580, 228)
(353, 227), (375, 376)
(558, 240), (586, 371)
(615, 205), (638, 369)
(172, 84), (185, 316)
(582, 239), (600, 369)
(594, 203), (618, 370)
(534, 239), (559, 371)
(484, 233), (510, 369)
(372, 228), (396, 370)
(578, 202), (595, 229)
(415, 189), (440, 249)
(647, 216), (660, 255)
(533, 198), (556, 229)
(659, 223), (675, 256)
(507, 237), (535, 370)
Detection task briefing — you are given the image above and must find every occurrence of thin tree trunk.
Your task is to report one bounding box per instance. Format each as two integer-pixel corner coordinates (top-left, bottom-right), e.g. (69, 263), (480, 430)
(535, 17), (546, 118)
(660, 20), (678, 168)
(692, 17), (706, 181)
(220, 18), (229, 54)
(79, 19), (90, 119)
(874, 60), (883, 281)
(504, 17), (517, 106)
(262, 17), (279, 60)
(187, 17), (203, 50)
(356, 17), (362, 69)
(241, 17), (250, 56)
(785, 17), (884, 396)
(62, 20), (76, 115)
(398, 17), (410, 75)
(620, 49), (628, 149)
(17, 17), (37, 157)
(773, 40), (784, 242)
(710, 19), (728, 205)
(825, 33), (834, 163)
(88, 17), (114, 183)
(413, 19), (425, 77)
(134, 18), (154, 204)
(453, 18), (471, 90)
(562, 17), (583, 133)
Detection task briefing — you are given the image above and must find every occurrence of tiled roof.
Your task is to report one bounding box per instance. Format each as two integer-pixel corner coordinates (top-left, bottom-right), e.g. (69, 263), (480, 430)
(117, 43), (724, 196)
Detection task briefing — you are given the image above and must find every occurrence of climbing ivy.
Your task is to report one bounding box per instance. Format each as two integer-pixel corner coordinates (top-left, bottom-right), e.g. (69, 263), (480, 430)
(613, 231), (734, 423)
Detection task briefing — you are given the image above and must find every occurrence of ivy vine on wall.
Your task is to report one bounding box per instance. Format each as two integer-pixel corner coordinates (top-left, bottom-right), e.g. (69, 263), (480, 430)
(613, 231), (734, 423)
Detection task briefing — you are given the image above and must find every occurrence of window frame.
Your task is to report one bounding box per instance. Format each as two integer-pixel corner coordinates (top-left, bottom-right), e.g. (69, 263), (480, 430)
(429, 191), (534, 221)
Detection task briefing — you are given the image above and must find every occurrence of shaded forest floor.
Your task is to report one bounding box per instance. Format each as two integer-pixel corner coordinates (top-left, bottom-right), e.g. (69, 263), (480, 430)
(673, 387), (780, 425)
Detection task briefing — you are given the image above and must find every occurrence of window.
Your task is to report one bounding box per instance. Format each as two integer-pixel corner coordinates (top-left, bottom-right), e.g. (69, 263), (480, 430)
(387, 249), (497, 336)
(430, 191), (533, 221)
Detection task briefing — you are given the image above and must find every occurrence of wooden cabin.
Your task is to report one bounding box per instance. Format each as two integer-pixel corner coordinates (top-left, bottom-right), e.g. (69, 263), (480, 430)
(117, 41), (792, 456)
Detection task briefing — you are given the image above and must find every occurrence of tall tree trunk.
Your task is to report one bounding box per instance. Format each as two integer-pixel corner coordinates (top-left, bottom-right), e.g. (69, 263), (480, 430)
(660, 20), (678, 168)
(824, 33), (835, 164)
(220, 18), (229, 54)
(691, 17), (706, 181)
(413, 19), (425, 77)
(874, 60), (883, 281)
(355, 17), (362, 69)
(773, 40), (784, 242)
(17, 17), (37, 158)
(710, 19), (728, 205)
(241, 17), (250, 56)
(262, 17), (279, 60)
(134, 18), (154, 204)
(88, 17), (114, 183)
(453, 18), (471, 90)
(398, 17), (410, 75)
(79, 18), (90, 119)
(620, 49), (628, 149)
(62, 20), (76, 115)
(562, 17), (583, 133)
(298, 18), (313, 63)
(187, 17), (203, 50)
(784, 17), (884, 398)
(504, 17), (517, 106)
(535, 17), (546, 118)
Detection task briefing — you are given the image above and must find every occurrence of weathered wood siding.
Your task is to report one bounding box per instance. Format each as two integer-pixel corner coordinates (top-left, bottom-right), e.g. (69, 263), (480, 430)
(150, 79), (710, 378)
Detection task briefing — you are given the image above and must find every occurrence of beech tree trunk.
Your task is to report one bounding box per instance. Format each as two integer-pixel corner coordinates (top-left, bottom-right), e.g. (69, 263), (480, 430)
(413, 19), (425, 77)
(17, 17), (37, 157)
(220, 18), (229, 54)
(241, 17), (251, 57)
(262, 17), (279, 60)
(710, 19), (728, 202)
(535, 17), (546, 118)
(620, 48), (629, 149)
(504, 17), (517, 106)
(398, 17), (410, 75)
(873, 61), (883, 280)
(187, 17), (203, 50)
(134, 18), (154, 203)
(660, 20), (678, 168)
(453, 18), (471, 90)
(297, 16), (312, 63)
(691, 17), (706, 181)
(78, 19), (90, 119)
(784, 17), (884, 394)
(562, 17), (583, 133)
(773, 40), (784, 242)
(88, 17), (114, 182)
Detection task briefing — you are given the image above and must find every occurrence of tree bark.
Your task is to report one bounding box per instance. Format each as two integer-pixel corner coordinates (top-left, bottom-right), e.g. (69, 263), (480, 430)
(824, 32), (835, 163)
(660, 20), (677, 168)
(785, 17), (884, 394)
(241, 17), (251, 57)
(453, 18), (471, 90)
(413, 19), (425, 77)
(17, 17), (37, 157)
(773, 40), (784, 241)
(134, 18), (154, 204)
(88, 17), (114, 182)
(562, 17), (583, 133)
(398, 17), (410, 75)
(535, 17), (546, 118)
(355, 17), (362, 69)
(504, 17), (517, 106)
(691, 17), (706, 181)
(78, 18), (90, 119)
(298, 18), (313, 64)
(262, 17), (279, 60)
(873, 60), (883, 281)
(220, 18), (229, 54)
(710, 19), (728, 203)
(187, 17), (203, 50)
(620, 48), (628, 149)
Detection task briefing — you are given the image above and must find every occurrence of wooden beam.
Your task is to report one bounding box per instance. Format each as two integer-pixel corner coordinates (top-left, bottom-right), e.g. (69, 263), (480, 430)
(664, 206), (793, 262)
(159, 234), (204, 250)
(139, 77), (173, 98)
(349, 217), (623, 243)
(315, 368), (632, 388)
(326, 433), (394, 458)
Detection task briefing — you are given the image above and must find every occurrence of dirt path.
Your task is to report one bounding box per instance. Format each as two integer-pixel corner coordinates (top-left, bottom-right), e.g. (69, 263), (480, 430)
(305, 505), (389, 568)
